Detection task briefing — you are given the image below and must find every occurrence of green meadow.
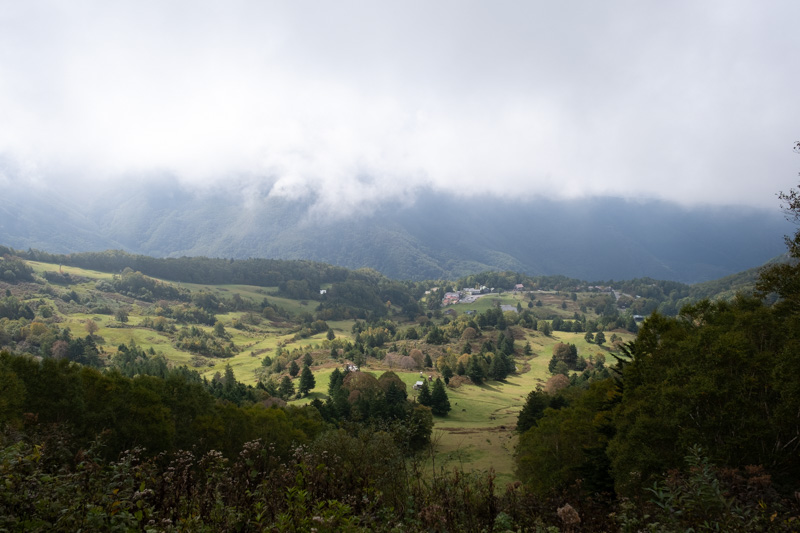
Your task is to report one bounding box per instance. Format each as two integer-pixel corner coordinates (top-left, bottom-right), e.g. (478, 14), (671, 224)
(10, 259), (635, 486)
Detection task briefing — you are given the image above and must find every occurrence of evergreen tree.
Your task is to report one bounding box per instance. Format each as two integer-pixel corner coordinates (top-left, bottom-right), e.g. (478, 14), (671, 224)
(298, 365), (316, 396)
(501, 352), (513, 376)
(488, 354), (507, 381)
(424, 353), (433, 368)
(328, 367), (344, 396)
(517, 389), (550, 433)
(595, 331), (606, 346)
(289, 360), (300, 377)
(303, 352), (313, 367)
(496, 312), (507, 330)
(332, 387), (351, 419)
(417, 380), (432, 406)
(567, 344), (578, 367)
(223, 364), (236, 392)
(501, 334), (515, 355)
(440, 364), (454, 384)
(548, 355), (558, 373)
(467, 355), (485, 385)
(261, 377), (279, 397)
(426, 325), (447, 345)
(430, 378), (451, 416)
(278, 375), (295, 400)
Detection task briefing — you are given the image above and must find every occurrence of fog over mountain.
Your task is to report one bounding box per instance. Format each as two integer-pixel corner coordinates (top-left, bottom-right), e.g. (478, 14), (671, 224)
(1, 175), (791, 283)
(1, 2), (798, 212)
(1, 3), (798, 282)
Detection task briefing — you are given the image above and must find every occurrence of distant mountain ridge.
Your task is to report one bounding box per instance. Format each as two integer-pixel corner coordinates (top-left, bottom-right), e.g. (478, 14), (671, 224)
(1, 175), (791, 282)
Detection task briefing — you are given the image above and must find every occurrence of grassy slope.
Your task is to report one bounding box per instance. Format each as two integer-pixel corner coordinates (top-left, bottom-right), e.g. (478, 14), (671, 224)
(14, 260), (634, 486)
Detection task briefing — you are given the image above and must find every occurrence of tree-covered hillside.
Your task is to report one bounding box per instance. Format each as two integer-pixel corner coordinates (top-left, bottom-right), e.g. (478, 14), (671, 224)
(2, 176), (790, 282)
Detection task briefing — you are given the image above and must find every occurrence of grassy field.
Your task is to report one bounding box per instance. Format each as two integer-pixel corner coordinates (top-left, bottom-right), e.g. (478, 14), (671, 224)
(26, 260), (115, 281)
(12, 259), (635, 486)
(286, 361), (544, 486)
(282, 322), (636, 490)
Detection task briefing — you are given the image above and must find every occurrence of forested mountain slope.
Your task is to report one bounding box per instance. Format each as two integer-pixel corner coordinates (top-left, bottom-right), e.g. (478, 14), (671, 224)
(2, 176), (790, 282)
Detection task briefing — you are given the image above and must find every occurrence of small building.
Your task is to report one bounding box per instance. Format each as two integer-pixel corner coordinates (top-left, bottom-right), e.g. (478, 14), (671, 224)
(413, 381), (425, 390)
(442, 292), (460, 305)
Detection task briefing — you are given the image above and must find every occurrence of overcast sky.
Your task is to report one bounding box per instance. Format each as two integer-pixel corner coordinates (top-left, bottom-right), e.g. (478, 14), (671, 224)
(1, 1), (798, 210)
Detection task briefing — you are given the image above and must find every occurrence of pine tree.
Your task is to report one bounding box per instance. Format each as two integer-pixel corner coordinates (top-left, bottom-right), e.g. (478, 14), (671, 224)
(289, 360), (300, 377)
(496, 312), (507, 330)
(417, 380), (432, 407)
(488, 353), (507, 381)
(502, 334), (515, 355)
(223, 364), (236, 392)
(500, 352), (513, 377)
(467, 355), (485, 385)
(261, 378), (279, 397)
(328, 367), (343, 396)
(430, 378), (451, 416)
(441, 364), (454, 384)
(517, 389), (549, 434)
(278, 375), (295, 400)
(299, 365), (316, 396)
